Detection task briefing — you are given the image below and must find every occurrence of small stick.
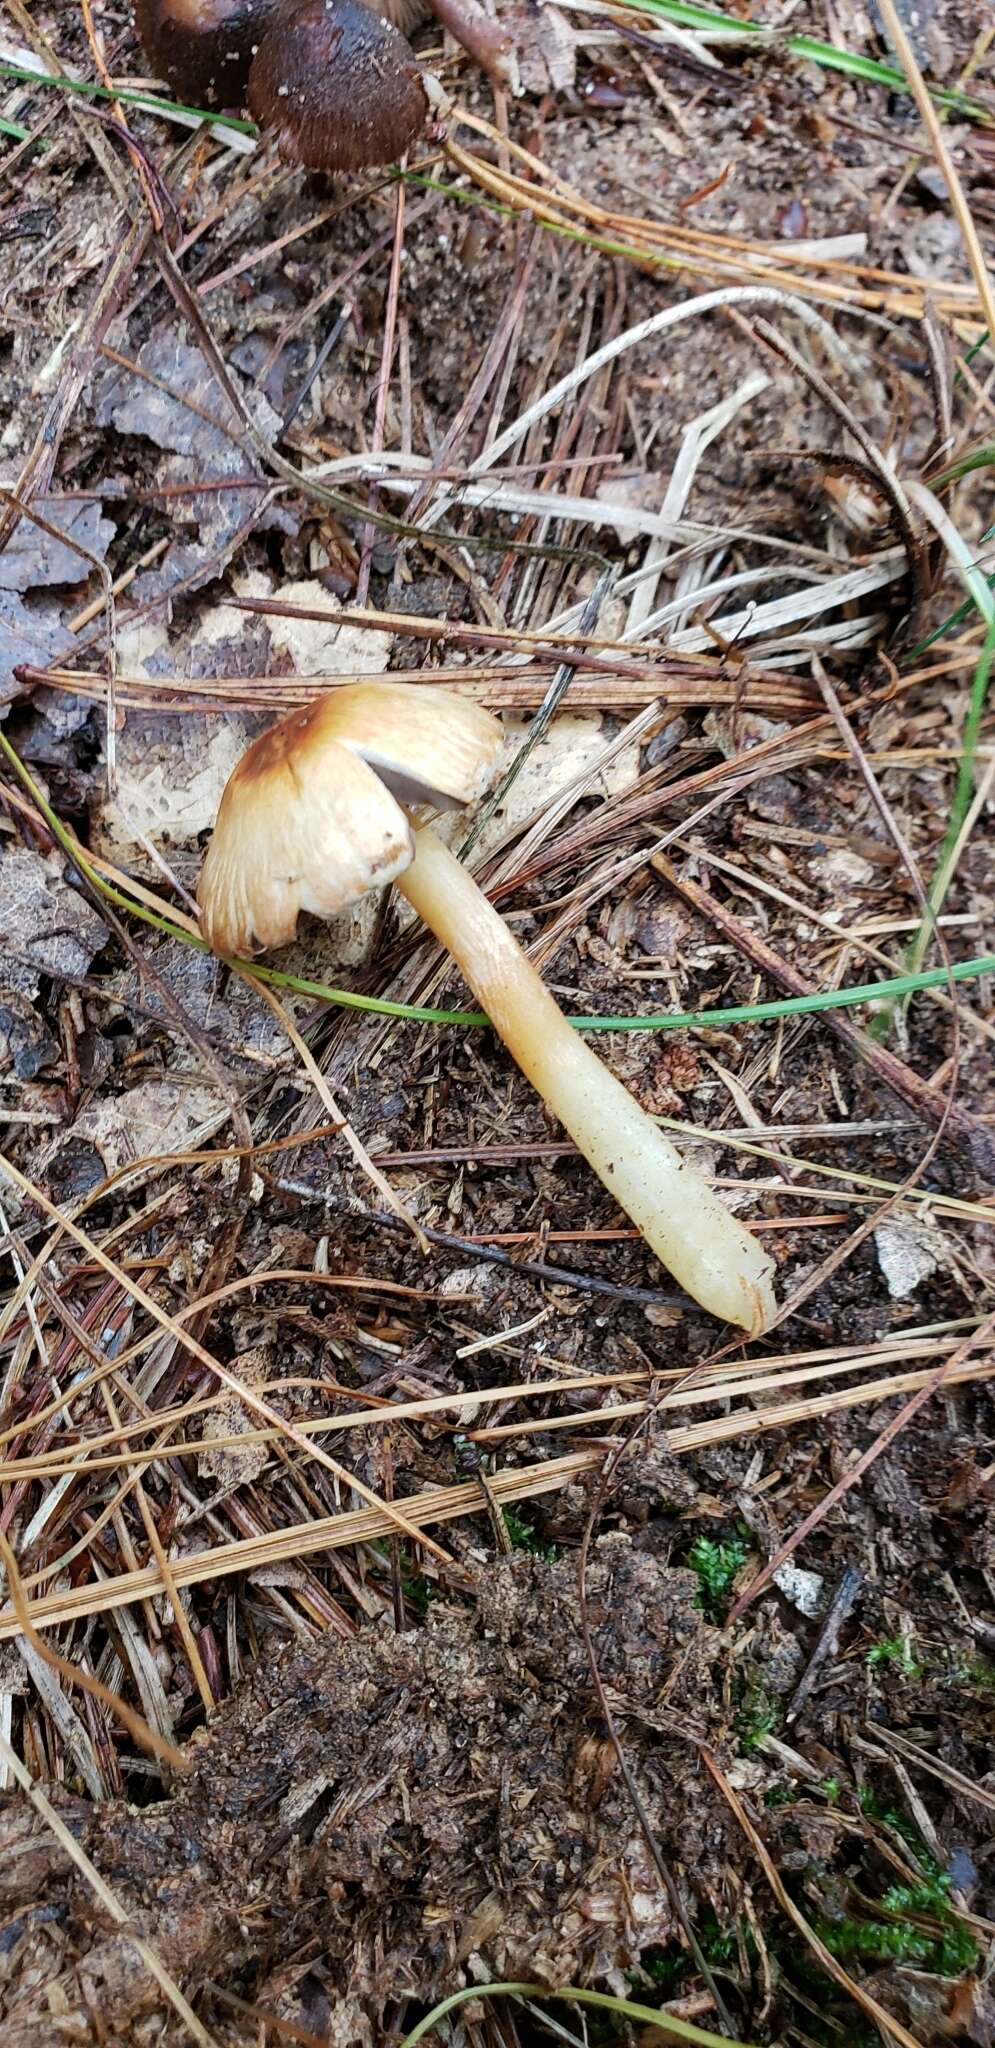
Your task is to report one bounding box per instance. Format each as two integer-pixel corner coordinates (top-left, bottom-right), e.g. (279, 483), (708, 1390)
(270, 1174), (686, 1305)
(787, 1564), (863, 1723)
(355, 177), (406, 604)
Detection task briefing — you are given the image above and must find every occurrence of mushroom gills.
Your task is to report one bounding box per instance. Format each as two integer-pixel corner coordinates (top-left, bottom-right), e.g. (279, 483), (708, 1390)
(196, 682), (777, 1334)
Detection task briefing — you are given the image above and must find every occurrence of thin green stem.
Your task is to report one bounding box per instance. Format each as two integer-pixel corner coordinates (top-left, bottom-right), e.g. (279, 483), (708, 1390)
(0, 60), (255, 133)
(615, 0), (992, 122)
(1, 732), (992, 1035)
(929, 444), (995, 489)
(4, 3), (991, 136)
(904, 615), (995, 983)
(904, 571), (995, 661)
(398, 1981), (754, 2048)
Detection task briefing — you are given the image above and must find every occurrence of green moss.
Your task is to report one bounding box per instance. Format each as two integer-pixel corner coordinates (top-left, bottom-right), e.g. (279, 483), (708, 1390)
(816, 1903), (976, 1977)
(816, 1821), (978, 1979)
(501, 1507), (559, 1562)
(687, 1533), (749, 1619)
(641, 1945), (689, 1992)
(764, 1780), (795, 1809)
(957, 1655), (995, 1691)
(735, 1681), (782, 1752)
(865, 1632), (923, 1678)
(639, 1911), (740, 1999)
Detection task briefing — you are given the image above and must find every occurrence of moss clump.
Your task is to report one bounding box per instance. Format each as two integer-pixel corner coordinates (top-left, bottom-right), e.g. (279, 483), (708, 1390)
(687, 1533), (749, 1619)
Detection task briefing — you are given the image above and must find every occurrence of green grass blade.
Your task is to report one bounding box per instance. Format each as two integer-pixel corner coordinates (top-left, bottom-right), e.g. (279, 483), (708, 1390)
(1, 731), (992, 1036)
(398, 1980), (755, 2048)
(929, 443), (995, 489)
(0, 60), (256, 134)
(5, 10), (992, 131)
(616, 0), (992, 122)
(904, 570), (995, 661)
(903, 614), (995, 983)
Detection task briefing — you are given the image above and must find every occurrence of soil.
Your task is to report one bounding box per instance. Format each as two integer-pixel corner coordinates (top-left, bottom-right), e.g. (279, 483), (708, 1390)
(0, 0), (993, 2043)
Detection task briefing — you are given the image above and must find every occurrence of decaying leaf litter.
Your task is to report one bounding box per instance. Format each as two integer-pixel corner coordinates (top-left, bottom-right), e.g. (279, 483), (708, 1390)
(0, 0), (993, 2039)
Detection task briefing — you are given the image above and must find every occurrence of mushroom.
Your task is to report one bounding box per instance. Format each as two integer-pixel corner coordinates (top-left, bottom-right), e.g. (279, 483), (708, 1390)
(134, 0), (515, 168)
(133, 0), (283, 106)
(197, 685), (776, 1334)
(246, 0), (428, 174)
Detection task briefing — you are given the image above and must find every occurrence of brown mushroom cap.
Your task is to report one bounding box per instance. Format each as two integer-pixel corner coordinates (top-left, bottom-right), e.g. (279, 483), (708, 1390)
(197, 683), (502, 955)
(133, 0), (282, 104)
(247, 0), (428, 172)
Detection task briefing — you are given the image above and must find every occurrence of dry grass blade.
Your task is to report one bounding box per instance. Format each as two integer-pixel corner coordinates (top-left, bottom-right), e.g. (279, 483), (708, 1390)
(868, 1726), (995, 1815)
(0, 1525), (183, 1768)
(0, 1153), (455, 1568)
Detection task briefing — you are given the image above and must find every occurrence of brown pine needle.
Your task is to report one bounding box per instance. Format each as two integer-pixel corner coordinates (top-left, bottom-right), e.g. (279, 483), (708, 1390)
(0, 1525), (185, 1770)
(703, 1750), (922, 2048)
(0, 1152), (454, 1569)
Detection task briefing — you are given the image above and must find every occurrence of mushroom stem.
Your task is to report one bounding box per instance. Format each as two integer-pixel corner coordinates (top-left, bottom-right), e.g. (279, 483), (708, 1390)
(396, 825), (776, 1335)
(423, 0), (518, 87)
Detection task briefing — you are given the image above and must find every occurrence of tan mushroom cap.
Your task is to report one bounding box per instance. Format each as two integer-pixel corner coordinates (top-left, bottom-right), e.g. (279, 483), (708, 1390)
(196, 682), (502, 956)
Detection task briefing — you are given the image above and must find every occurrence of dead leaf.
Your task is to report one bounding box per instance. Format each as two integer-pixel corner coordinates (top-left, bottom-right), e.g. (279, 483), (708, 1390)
(0, 846), (108, 995)
(91, 329), (288, 601)
(58, 1077), (227, 1176)
(105, 939), (288, 1066)
(261, 577), (393, 677)
(500, 0), (576, 91)
(91, 712), (255, 869)
(0, 496), (115, 593)
(0, 590), (73, 708)
(810, 846), (876, 890)
(874, 1217), (945, 1299)
(0, 991), (57, 1079)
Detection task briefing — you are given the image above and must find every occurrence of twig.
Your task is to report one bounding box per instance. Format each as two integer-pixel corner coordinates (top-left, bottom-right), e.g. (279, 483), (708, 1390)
(269, 1173), (685, 1304)
(786, 1565), (863, 1722)
(460, 569), (615, 857)
(356, 178), (406, 603)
